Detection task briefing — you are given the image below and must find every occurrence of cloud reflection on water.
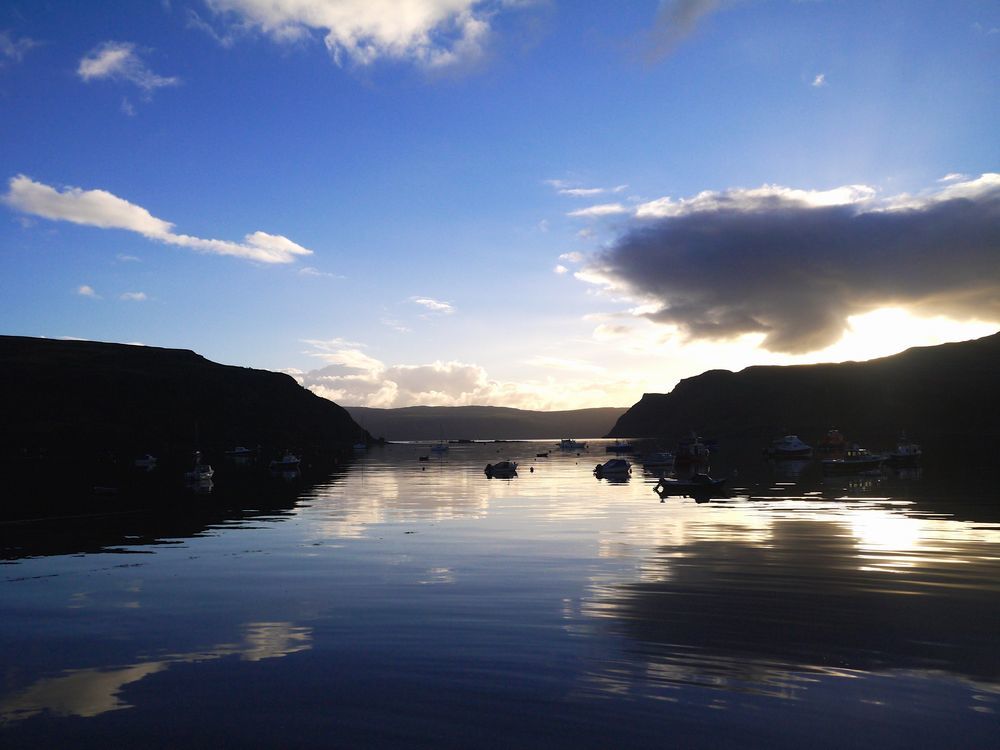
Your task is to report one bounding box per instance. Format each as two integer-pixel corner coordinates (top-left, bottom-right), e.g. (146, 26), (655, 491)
(577, 508), (1000, 706)
(0, 621), (311, 725)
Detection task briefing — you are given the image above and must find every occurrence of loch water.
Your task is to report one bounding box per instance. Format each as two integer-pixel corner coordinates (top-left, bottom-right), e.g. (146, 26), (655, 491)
(2, 440), (998, 748)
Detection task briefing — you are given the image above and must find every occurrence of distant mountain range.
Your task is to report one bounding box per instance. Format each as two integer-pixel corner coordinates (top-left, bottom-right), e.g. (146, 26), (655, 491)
(608, 331), (1000, 445)
(345, 405), (628, 441)
(0, 336), (370, 459)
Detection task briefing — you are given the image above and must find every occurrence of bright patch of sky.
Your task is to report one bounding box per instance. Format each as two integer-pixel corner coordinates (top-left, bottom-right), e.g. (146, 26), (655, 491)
(1, 1), (997, 409)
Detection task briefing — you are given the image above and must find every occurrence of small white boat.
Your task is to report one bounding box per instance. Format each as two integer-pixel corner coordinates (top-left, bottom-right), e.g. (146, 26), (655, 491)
(559, 439), (587, 451)
(764, 435), (813, 458)
(595, 458), (631, 476)
(133, 454), (157, 469)
(225, 446), (256, 457)
(269, 452), (301, 470)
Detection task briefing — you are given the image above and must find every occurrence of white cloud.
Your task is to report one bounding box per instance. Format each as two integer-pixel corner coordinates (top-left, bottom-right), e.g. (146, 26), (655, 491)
(298, 266), (342, 278)
(558, 251), (583, 263)
(0, 30), (39, 65)
(120, 291), (147, 301)
(553, 264), (568, 274)
(811, 73), (826, 87)
(634, 183), (876, 219)
(116, 253), (140, 262)
(568, 203), (630, 218)
(76, 285), (99, 298)
(205, 0), (514, 69)
(3, 175), (312, 264)
(938, 172), (968, 183)
(78, 42), (179, 93)
(560, 187), (605, 197)
(546, 181), (629, 198)
(410, 296), (455, 314)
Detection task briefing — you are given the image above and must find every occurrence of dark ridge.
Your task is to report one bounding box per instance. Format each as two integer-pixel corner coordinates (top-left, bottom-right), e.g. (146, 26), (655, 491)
(345, 404), (629, 441)
(607, 331), (1000, 445)
(0, 335), (371, 462)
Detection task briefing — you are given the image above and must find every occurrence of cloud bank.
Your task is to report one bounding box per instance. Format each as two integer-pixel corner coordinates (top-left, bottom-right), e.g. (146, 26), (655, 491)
(296, 338), (624, 409)
(205, 0), (511, 68)
(582, 174), (1000, 353)
(3, 175), (312, 264)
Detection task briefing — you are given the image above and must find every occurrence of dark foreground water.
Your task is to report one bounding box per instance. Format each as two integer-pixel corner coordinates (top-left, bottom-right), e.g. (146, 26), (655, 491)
(2, 441), (998, 748)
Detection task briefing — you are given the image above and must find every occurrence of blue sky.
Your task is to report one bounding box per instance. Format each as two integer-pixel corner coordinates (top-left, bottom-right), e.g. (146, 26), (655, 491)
(1, 1), (998, 409)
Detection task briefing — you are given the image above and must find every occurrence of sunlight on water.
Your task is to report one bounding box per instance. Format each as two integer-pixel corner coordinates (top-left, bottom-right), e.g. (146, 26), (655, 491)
(1, 440), (998, 747)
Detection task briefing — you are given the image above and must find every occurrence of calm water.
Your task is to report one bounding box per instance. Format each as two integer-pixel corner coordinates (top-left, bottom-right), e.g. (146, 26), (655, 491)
(2, 441), (998, 748)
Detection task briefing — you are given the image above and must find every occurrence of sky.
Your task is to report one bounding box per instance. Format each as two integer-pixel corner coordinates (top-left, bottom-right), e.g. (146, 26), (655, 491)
(1, 0), (998, 410)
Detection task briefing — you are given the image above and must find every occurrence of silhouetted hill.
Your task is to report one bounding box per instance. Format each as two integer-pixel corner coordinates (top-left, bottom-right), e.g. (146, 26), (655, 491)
(0, 336), (370, 459)
(608, 332), (1000, 445)
(346, 405), (628, 441)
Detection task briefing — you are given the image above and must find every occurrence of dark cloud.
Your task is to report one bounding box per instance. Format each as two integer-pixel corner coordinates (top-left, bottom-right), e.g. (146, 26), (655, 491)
(588, 176), (1000, 353)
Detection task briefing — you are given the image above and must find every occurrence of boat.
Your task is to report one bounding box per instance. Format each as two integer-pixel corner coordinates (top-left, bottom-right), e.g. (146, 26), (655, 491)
(594, 458), (631, 476)
(821, 445), (885, 474)
(559, 439), (587, 451)
(654, 473), (726, 496)
(225, 446), (256, 457)
(352, 442), (367, 451)
(886, 433), (922, 465)
(133, 454), (157, 469)
(640, 452), (675, 468)
(269, 452), (301, 470)
(763, 435), (813, 458)
(536, 452), (549, 458)
(430, 442), (449, 453)
(816, 429), (847, 453)
(605, 440), (634, 453)
(485, 460), (517, 477)
(184, 451), (214, 482)
(675, 436), (710, 465)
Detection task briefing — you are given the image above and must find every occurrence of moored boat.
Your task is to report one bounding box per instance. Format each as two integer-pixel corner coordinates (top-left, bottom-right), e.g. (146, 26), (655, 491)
(269, 452), (301, 470)
(184, 451), (214, 482)
(640, 452), (675, 470)
(594, 458), (631, 476)
(821, 445), (884, 474)
(763, 435), (813, 458)
(485, 460), (517, 477)
(654, 473), (726, 496)
(675, 435), (710, 465)
(887, 434), (922, 465)
(133, 453), (157, 469)
(605, 440), (634, 453)
(559, 439), (587, 451)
